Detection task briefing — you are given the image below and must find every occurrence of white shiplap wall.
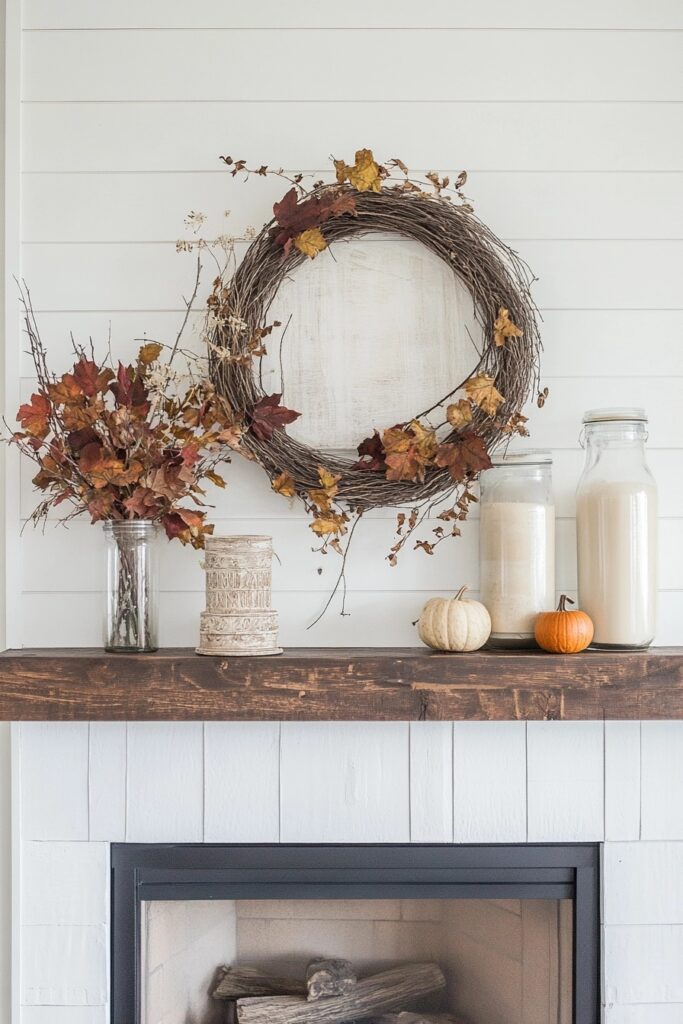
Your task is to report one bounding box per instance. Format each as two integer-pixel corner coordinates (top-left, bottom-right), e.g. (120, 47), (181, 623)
(8, 1), (683, 647)
(15, 719), (683, 1021)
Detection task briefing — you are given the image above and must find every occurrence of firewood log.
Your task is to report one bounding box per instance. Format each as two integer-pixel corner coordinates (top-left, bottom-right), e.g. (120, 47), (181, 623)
(213, 966), (306, 1000)
(306, 957), (357, 1000)
(235, 963), (446, 1024)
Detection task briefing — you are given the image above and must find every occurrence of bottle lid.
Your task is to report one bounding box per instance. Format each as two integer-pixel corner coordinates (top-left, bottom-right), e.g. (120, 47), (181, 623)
(490, 448), (552, 467)
(583, 407), (647, 424)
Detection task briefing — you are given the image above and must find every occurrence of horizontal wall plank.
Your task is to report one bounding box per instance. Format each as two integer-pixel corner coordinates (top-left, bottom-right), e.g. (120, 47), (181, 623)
(23, 102), (683, 173)
(22, 171), (683, 243)
(604, 842), (683, 924)
(280, 722), (410, 842)
(22, 0), (683, 30)
(21, 240), (682, 312)
(16, 512), (682, 597)
(24, 30), (681, 103)
(17, 588), (683, 648)
(21, 1010), (107, 1024)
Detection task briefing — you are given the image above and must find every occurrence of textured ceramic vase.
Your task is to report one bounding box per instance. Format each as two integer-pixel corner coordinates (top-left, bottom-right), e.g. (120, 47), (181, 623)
(196, 535), (282, 656)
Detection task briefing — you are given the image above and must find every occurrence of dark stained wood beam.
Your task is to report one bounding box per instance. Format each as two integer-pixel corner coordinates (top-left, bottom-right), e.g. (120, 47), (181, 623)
(0, 647), (681, 722)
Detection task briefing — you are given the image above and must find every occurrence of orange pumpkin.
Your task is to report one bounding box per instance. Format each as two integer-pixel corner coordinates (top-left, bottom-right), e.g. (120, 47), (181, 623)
(535, 595), (594, 654)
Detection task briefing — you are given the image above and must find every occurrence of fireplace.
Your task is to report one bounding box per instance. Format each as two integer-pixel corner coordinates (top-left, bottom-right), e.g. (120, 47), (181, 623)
(111, 842), (600, 1024)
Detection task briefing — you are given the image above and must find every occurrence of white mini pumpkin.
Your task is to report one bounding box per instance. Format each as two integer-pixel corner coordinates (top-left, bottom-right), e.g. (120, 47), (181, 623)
(417, 586), (491, 652)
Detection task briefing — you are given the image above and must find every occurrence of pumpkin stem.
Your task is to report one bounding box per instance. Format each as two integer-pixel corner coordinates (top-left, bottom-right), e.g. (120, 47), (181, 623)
(454, 585), (469, 601)
(557, 594), (575, 612)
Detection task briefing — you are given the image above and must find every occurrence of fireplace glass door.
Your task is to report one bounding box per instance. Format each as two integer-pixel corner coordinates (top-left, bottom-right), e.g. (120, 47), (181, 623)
(111, 844), (600, 1024)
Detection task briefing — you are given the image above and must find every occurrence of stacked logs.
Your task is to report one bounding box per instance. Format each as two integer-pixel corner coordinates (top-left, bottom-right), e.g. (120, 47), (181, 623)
(213, 960), (460, 1023)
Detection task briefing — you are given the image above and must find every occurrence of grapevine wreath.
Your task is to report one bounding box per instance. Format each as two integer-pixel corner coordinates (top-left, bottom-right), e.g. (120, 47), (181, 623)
(205, 149), (543, 569)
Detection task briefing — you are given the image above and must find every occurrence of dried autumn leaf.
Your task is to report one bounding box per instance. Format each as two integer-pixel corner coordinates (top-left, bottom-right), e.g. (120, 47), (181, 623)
(335, 148), (383, 193)
(48, 374), (83, 405)
(17, 392), (51, 437)
(464, 374), (505, 417)
(408, 419), (438, 460)
(310, 513), (348, 537)
(351, 431), (385, 472)
(272, 471), (296, 498)
(293, 227), (327, 259)
(250, 393), (301, 441)
(137, 342), (164, 366)
(385, 449), (423, 483)
(435, 432), (492, 483)
(79, 442), (127, 489)
(493, 307), (523, 348)
(73, 357), (114, 397)
(502, 412), (530, 437)
(446, 399), (473, 429)
(273, 187), (356, 253)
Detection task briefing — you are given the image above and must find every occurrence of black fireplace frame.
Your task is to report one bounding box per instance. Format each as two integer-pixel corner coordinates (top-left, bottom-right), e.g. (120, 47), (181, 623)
(111, 842), (600, 1024)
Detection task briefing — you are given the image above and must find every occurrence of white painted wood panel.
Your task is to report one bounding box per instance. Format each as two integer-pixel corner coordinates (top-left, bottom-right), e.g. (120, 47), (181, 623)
(527, 721), (604, 841)
(409, 721), (453, 842)
(19, 723), (89, 841)
(22, 842), (108, 928)
(605, 722), (641, 842)
(22, 1010), (107, 1024)
(280, 722), (410, 842)
(453, 722), (527, 842)
(641, 722), (683, 840)
(21, 924), (107, 1006)
(21, 240), (682, 313)
(21, 172), (683, 244)
(604, 924), (683, 1004)
(24, 30), (681, 102)
(22, 0), (683, 30)
(19, 587), (683, 648)
(88, 723), (126, 842)
(604, 842), (683, 925)
(204, 723), (280, 842)
(605, 1007), (683, 1023)
(126, 723), (204, 843)
(23, 102), (683, 173)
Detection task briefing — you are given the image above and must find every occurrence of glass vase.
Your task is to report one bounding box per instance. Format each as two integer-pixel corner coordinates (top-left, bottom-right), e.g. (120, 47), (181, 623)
(103, 521), (160, 653)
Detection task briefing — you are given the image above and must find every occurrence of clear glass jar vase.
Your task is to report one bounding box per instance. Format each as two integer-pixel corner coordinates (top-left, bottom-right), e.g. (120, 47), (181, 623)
(103, 521), (160, 653)
(576, 407), (657, 649)
(479, 450), (555, 648)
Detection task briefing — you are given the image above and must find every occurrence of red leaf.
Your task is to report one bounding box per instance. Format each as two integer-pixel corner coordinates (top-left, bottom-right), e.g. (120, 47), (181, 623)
(73, 357), (111, 398)
(351, 431), (385, 472)
(435, 432), (492, 483)
(272, 188), (356, 251)
(250, 393), (301, 441)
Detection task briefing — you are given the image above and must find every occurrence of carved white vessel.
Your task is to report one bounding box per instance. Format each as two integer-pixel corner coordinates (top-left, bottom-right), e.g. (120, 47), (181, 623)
(196, 535), (282, 656)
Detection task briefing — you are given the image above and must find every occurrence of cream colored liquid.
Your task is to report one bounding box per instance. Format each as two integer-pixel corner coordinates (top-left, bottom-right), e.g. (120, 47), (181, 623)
(480, 501), (556, 641)
(577, 480), (657, 647)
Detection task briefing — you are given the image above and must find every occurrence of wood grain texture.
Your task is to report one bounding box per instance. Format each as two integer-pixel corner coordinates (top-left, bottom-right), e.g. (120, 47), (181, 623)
(1, 648), (682, 721)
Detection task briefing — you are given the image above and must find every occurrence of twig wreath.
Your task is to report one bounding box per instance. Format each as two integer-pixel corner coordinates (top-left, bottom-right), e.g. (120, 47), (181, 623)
(203, 149), (543, 577)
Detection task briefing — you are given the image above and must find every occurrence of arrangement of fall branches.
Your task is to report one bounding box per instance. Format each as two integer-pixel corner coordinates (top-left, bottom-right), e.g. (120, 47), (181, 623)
(11, 287), (240, 548)
(204, 148), (542, 568)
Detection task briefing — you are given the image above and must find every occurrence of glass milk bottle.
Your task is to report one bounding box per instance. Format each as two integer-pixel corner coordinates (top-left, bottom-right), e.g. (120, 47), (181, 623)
(479, 451), (555, 647)
(576, 408), (657, 648)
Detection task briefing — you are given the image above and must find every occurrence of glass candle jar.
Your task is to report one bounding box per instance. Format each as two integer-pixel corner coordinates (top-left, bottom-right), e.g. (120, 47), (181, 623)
(479, 450), (555, 647)
(576, 408), (657, 649)
(103, 520), (160, 653)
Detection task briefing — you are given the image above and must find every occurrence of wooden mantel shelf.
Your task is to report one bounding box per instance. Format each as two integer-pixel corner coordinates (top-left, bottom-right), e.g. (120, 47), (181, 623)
(0, 647), (681, 721)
